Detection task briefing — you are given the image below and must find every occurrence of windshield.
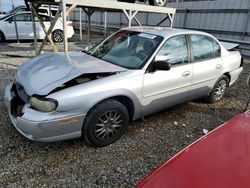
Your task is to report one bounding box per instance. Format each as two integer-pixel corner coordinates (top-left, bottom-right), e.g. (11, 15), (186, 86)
(87, 30), (163, 69)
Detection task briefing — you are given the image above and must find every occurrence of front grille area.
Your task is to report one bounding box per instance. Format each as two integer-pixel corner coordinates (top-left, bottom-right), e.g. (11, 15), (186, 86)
(11, 83), (28, 117)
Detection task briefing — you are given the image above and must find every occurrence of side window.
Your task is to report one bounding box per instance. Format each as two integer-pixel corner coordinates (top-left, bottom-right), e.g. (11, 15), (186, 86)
(213, 40), (221, 57)
(7, 14), (31, 22)
(157, 35), (188, 66)
(190, 35), (221, 62)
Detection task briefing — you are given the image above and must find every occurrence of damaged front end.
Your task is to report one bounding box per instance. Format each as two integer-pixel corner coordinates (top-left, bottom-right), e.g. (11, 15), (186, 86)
(4, 52), (127, 141)
(50, 72), (116, 93)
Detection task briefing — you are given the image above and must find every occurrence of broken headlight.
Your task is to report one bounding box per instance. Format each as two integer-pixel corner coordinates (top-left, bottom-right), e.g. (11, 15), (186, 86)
(29, 97), (58, 112)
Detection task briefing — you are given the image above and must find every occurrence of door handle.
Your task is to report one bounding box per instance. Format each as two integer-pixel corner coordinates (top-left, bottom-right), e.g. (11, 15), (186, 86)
(216, 64), (222, 69)
(182, 71), (191, 77)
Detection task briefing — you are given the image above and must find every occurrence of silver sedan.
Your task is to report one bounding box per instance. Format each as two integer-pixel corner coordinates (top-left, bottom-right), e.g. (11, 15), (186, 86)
(4, 27), (243, 146)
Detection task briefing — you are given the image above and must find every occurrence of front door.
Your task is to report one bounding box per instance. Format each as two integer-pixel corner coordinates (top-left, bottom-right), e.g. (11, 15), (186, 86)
(142, 35), (192, 116)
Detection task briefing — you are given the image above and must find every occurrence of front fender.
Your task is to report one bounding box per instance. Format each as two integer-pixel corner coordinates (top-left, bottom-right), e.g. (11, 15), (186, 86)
(48, 71), (144, 120)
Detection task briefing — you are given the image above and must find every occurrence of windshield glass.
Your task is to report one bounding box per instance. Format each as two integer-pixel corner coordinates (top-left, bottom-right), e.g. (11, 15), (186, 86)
(87, 30), (163, 69)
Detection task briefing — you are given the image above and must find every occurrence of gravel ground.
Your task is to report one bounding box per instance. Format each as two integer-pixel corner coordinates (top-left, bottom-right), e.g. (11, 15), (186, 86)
(0, 42), (249, 188)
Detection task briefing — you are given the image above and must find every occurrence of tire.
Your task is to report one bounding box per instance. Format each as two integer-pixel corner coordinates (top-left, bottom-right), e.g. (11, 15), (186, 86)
(207, 76), (229, 103)
(0, 31), (5, 42)
(83, 99), (129, 147)
(148, 0), (168, 6)
(52, 29), (64, 43)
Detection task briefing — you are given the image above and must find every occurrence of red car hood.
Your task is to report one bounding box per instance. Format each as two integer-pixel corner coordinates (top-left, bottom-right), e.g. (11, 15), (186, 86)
(137, 111), (250, 188)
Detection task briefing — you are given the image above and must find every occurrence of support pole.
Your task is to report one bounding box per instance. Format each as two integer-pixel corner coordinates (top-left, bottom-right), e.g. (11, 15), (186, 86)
(169, 13), (174, 28)
(104, 11), (107, 37)
(87, 12), (91, 45)
(183, 9), (188, 28)
(11, 0), (19, 43)
(62, 0), (68, 53)
(0, 0), (2, 14)
(128, 10), (132, 27)
(49, 5), (52, 25)
(79, 8), (82, 41)
(30, 3), (38, 55)
(242, 8), (250, 40)
(83, 8), (94, 45)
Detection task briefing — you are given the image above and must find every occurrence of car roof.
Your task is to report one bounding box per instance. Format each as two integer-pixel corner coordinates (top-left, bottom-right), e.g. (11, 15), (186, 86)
(123, 26), (211, 38)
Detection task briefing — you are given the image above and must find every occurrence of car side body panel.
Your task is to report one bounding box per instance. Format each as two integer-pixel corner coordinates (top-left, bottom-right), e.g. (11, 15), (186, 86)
(4, 27), (243, 142)
(48, 70), (144, 120)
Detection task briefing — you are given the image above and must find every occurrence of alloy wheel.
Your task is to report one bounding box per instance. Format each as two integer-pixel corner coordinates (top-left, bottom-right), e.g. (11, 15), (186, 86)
(53, 30), (63, 43)
(94, 110), (123, 141)
(214, 80), (227, 100)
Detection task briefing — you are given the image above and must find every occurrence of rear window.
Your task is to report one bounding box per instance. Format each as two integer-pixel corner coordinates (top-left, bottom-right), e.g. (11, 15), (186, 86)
(190, 35), (221, 62)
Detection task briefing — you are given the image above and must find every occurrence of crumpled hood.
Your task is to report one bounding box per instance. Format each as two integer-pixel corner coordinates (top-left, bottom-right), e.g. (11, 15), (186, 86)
(17, 52), (127, 96)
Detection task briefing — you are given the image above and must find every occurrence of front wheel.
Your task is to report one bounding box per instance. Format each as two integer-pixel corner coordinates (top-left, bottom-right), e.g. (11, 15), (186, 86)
(148, 0), (168, 6)
(83, 99), (129, 147)
(207, 76), (229, 103)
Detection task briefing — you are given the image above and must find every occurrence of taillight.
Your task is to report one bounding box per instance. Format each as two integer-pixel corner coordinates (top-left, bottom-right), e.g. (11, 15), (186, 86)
(67, 22), (74, 27)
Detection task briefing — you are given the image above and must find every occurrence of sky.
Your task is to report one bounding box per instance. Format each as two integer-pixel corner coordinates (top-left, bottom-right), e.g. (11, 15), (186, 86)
(0, 0), (25, 13)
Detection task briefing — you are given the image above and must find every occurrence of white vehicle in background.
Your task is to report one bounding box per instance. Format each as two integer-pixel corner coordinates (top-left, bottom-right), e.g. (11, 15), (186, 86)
(0, 12), (74, 42)
(4, 5), (58, 17)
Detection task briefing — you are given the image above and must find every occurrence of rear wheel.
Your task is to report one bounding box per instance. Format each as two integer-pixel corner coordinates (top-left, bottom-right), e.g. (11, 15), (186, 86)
(207, 76), (229, 103)
(52, 29), (64, 43)
(148, 0), (167, 6)
(83, 99), (129, 147)
(0, 31), (5, 42)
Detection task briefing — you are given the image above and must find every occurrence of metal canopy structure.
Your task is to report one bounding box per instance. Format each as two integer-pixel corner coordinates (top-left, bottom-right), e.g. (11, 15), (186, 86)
(25, 0), (176, 54)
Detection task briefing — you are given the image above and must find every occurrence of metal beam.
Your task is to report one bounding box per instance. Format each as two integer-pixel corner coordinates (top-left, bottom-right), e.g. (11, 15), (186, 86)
(82, 8), (94, 45)
(11, 0), (19, 43)
(25, 0), (176, 54)
(79, 8), (82, 41)
(37, 4), (63, 55)
(30, 4), (58, 53)
(62, 0), (68, 52)
(30, 4), (38, 55)
(242, 8), (250, 40)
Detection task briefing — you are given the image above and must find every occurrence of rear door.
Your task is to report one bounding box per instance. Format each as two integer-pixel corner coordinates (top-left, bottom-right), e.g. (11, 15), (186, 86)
(189, 34), (223, 98)
(142, 35), (192, 116)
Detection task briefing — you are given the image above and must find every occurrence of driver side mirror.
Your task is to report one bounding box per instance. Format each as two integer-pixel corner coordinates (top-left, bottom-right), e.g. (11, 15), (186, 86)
(247, 76), (250, 87)
(153, 60), (171, 71)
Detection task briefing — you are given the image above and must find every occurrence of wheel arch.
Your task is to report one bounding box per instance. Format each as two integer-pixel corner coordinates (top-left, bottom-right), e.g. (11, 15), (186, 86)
(223, 72), (231, 85)
(0, 30), (6, 41)
(85, 95), (135, 123)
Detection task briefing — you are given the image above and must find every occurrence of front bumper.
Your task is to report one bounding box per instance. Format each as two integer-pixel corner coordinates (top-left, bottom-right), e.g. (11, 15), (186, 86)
(4, 82), (86, 142)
